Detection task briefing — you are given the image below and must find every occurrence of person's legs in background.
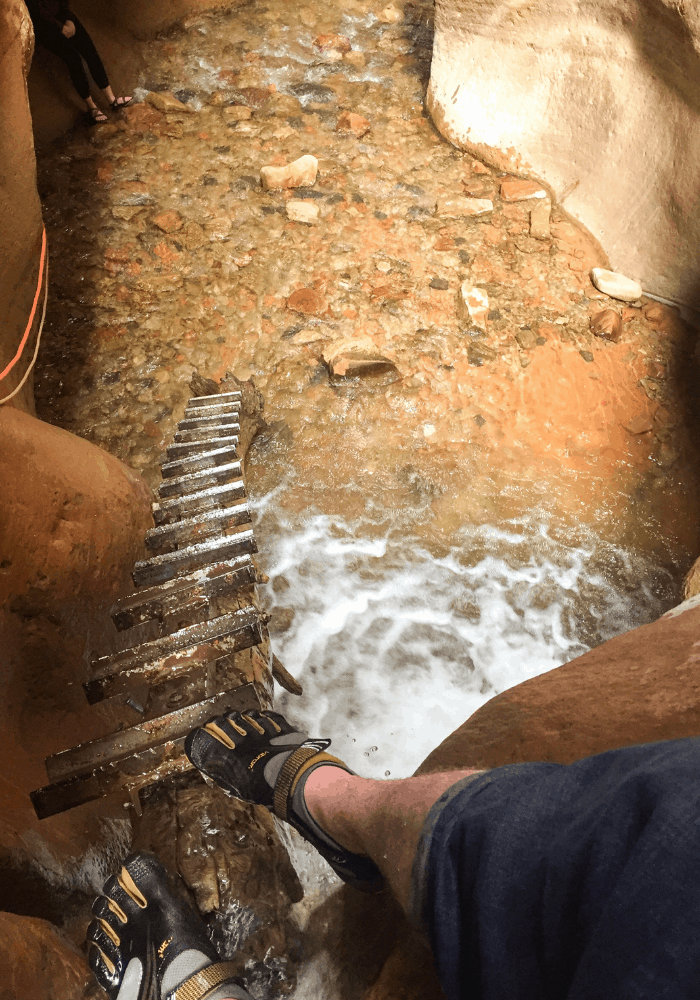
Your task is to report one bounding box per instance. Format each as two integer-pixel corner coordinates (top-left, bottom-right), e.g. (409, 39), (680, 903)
(65, 12), (132, 112)
(31, 18), (100, 117)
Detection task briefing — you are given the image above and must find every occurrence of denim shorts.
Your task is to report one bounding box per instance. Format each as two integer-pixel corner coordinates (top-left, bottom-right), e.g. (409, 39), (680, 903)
(410, 738), (700, 1000)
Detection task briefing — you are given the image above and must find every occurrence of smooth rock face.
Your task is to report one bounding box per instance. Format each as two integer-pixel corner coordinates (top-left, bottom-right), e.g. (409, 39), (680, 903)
(0, 913), (92, 1000)
(0, 407), (152, 864)
(0, 0), (43, 413)
(591, 267), (643, 302)
(427, 0), (700, 307)
(286, 199), (320, 224)
(457, 281), (489, 329)
(260, 154), (318, 190)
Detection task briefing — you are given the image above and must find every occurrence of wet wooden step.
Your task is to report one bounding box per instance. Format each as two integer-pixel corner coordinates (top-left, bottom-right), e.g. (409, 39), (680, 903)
(158, 461), (243, 500)
(145, 502), (252, 552)
(178, 411), (240, 431)
(187, 391), (241, 406)
(110, 558), (256, 631)
(132, 528), (257, 587)
(86, 606), (264, 703)
(184, 401), (242, 419)
(174, 422), (241, 444)
(161, 445), (239, 480)
(166, 435), (240, 461)
(32, 684), (259, 819)
(152, 479), (247, 526)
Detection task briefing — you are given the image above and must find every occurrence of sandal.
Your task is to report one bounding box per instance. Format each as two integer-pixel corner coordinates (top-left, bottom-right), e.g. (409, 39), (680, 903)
(111, 95), (134, 110)
(185, 709), (385, 893)
(86, 852), (247, 1000)
(85, 107), (108, 126)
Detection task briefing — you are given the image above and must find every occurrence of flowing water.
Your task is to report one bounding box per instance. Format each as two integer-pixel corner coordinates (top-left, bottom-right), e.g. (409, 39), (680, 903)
(253, 493), (678, 782)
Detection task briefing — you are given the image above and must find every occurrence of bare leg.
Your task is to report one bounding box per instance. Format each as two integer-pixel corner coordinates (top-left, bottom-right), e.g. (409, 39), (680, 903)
(303, 767), (481, 913)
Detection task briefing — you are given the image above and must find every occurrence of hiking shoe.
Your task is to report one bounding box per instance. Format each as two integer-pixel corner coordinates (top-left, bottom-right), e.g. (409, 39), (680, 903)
(185, 708), (384, 893)
(86, 852), (247, 1000)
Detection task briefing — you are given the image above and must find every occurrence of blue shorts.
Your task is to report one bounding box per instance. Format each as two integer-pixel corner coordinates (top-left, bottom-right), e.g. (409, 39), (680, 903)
(411, 737), (700, 1000)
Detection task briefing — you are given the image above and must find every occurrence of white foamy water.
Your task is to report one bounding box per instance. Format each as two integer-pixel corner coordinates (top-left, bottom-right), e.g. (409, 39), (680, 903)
(253, 500), (676, 781)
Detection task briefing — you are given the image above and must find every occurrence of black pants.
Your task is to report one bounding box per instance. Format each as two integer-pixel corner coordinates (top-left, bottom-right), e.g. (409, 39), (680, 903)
(33, 11), (109, 101)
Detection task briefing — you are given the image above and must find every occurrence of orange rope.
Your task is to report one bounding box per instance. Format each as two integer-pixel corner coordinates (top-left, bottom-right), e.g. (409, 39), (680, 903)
(0, 226), (47, 382)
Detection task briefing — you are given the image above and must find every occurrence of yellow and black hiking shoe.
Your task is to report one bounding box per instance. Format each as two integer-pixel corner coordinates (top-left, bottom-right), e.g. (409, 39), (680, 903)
(185, 708), (384, 893)
(86, 853), (250, 1000)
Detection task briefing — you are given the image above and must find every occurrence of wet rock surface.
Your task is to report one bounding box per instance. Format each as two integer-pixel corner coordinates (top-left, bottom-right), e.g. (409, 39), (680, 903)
(0, 912), (97, 1000)
(134, 775), (303, 995)
(31, 0), (700, 566)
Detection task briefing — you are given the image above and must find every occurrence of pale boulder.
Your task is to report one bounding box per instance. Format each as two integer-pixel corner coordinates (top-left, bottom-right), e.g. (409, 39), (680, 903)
(260, 154), (318, 190)
(286, 200), (320, 224)
(376, 3), (403, 22)
(146, 90), (196, 114)
(436, 195), (492, 217)
(591, 267), (643, 302)
(457, 281), (489, 329)
(529, 200), (551, 240)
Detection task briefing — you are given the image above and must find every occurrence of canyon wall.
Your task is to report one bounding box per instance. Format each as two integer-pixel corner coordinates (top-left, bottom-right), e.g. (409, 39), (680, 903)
(0, 4), (152, 988)
(427, 0), (700, 309)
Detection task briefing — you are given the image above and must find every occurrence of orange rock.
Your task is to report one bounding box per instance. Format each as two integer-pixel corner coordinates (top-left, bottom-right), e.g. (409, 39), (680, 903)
(337, 111), (371, 138)
(95, 159), (113, 184)
(590, 307), (622, 342)
(323, 337), (399, 378)
(143, 420), (162, 439)
(153, 209), (183, 233)
(154, 241), (180, 264)
(500, 177), (548, 201)
(314, 32), (352, 53)
(643, 302), (668, 324)
(287, 287), (327, 315)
